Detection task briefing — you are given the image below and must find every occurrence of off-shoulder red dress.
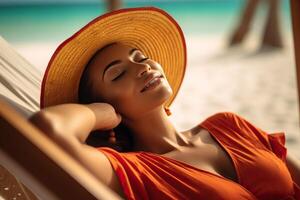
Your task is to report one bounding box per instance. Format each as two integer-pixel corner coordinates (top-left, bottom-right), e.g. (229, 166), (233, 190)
(97, 112), (300, 200)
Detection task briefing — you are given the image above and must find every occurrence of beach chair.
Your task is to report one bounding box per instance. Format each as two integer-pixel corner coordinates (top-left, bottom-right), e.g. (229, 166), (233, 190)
(0, 37), (121, 200)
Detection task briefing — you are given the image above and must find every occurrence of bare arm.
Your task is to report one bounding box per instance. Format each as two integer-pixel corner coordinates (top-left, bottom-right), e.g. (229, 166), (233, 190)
(29, 103), (124, 197)
(29, 103), (121, 143)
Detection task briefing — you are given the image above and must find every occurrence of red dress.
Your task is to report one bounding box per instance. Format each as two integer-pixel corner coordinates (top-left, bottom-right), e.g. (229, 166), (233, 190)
(97, 112), (300, 200)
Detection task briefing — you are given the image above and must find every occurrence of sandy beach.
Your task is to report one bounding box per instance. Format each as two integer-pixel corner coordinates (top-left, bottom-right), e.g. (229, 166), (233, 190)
(13, 32), (300, 158)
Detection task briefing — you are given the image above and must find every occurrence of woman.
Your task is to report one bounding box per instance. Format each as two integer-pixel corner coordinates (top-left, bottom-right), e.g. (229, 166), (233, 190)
(30, 7), (300, 200)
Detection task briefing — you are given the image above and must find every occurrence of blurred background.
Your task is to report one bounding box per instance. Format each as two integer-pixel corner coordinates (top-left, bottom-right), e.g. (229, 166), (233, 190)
(0, 0), (299, 158)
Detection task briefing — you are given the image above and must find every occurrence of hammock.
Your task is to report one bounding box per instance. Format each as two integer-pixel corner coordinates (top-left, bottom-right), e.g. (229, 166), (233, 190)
(0, 36), (121, 200)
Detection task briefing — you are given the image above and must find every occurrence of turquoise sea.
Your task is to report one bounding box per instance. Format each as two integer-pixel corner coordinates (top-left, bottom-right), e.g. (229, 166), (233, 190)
(0, 0), (292, 43)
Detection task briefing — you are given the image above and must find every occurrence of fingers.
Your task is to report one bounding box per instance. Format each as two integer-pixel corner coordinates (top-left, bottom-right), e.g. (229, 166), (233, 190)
(110, 112), (122, 129)
(116, 113), (122, 124)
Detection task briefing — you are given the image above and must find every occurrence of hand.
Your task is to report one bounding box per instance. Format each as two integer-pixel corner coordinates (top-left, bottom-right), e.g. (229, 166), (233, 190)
(87, 103), (122, 131)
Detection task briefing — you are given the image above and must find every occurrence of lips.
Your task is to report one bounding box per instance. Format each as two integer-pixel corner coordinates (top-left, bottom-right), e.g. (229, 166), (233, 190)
(140, 72), (164, 93)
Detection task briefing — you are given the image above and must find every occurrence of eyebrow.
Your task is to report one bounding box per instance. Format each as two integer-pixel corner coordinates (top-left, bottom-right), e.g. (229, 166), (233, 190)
(102, 48), (139, 80)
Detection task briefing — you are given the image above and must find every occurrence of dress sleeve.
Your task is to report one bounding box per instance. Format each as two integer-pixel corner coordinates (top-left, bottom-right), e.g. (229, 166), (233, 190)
(267, 132), (287, 163)
(210, 112), (288, 163)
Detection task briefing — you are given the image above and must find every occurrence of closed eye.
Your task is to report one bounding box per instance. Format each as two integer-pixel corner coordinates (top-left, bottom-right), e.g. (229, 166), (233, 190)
(139, 57), (149, 62)
(112, 71), (125, 81)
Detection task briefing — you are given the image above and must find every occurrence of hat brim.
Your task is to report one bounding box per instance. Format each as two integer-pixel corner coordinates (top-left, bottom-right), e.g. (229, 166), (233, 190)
(40, 7), (186, 109)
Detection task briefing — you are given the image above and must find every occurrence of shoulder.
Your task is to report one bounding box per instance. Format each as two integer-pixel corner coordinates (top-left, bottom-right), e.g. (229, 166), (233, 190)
(184, 111), (262, 139)
(200, 111), (244, 125)
(188, 111), (261, 139)
(200, 111), (267, 136)
(183, 111), (240, 137)
(200, 112), (285, 149)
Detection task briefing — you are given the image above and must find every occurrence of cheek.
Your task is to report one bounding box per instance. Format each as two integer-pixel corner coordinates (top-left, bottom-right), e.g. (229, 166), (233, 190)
(150, 62), (168, 79)
(106, 83), (137, 112)
(149, 61), (163, 71)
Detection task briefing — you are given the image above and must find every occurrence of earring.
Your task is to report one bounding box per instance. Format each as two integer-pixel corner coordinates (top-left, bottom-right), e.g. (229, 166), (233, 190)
(109, 131), (116, 143)
(164, 106), (172, 116)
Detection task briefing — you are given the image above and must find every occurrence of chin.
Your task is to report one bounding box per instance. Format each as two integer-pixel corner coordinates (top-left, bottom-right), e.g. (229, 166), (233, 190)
(143, 85), (173, 109)
(161, 86), (173, 102)
(123, 84), (173, 118)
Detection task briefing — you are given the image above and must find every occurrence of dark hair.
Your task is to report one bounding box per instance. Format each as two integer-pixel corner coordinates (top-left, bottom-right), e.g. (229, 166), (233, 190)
(78, 43), (134, 152)
(78, 43), (116, 104)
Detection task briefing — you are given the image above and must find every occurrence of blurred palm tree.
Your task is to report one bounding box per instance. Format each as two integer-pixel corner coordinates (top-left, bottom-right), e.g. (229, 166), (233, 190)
(106, 0), (122, 12)
(229, 0), (283, 49)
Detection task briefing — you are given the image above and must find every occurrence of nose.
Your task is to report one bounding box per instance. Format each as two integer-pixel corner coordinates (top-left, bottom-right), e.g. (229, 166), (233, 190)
(136, 62), (151, 78)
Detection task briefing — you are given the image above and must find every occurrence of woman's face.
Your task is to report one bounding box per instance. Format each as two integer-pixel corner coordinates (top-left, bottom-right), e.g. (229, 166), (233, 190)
(84, 43), (173, 120)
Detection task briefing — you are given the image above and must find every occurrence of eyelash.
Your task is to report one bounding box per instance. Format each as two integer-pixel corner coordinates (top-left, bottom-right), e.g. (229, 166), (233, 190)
(139, 57), (149, 62)
(112, 71), (125, 81)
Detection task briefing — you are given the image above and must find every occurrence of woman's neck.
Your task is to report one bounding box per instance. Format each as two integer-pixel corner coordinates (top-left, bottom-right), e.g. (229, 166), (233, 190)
(125, 107), (187, 154)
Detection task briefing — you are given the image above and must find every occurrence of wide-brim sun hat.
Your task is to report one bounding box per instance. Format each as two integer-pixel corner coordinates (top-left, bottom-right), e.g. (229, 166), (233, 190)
(40, 7), (187, 109)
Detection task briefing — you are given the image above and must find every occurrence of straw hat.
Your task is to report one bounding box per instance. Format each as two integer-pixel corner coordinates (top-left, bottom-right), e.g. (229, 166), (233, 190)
(40, 7), (187, 110)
